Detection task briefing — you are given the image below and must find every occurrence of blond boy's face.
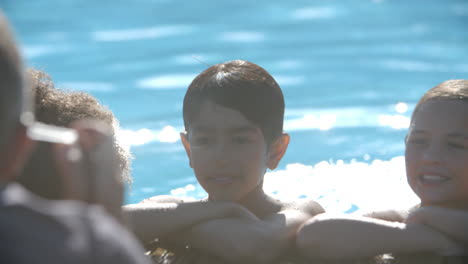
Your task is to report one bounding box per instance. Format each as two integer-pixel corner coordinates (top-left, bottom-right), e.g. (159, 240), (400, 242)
(405, 100), (468, 208)
(181, 100), (275, 202)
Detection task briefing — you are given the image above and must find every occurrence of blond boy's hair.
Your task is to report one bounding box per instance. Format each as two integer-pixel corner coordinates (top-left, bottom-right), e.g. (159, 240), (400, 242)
(411, 80), (468, 123)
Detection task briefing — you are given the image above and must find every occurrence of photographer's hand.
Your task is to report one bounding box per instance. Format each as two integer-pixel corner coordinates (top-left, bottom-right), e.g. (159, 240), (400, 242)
(53, 120), (124, 221)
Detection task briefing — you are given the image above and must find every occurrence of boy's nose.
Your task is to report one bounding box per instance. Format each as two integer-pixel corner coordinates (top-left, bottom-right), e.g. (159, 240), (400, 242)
(213, 142), (230, 166)
(421, 142), (444, 165)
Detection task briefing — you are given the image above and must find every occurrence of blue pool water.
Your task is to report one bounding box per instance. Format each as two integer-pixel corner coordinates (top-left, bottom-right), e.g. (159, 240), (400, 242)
(3, 0), (468, 212)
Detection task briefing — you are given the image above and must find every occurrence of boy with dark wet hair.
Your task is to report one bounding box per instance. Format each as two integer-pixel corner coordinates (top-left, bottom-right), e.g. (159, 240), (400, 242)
(125, 60), (324, 263)
(0, 11), (150, 264)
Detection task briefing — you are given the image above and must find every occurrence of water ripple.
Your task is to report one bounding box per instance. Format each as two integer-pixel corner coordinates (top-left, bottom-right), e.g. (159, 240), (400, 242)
(219, 31), (265, 43)
(291, 7), (338, 20)
(285, 103), (411, 131)
(117, 125), (180, 148)
(137, 74), (196, 89)
(92, 25), (193, 42)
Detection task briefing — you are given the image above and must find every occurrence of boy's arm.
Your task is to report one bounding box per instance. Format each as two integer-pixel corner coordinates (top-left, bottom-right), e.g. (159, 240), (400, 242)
(407, 206), (468, 248)
(362, 204), (420, 222)
(362, 209), (409, 223)
(295, 213), (462, 260)
(185, 200), (324, 263)
(123, 196), (250, 244)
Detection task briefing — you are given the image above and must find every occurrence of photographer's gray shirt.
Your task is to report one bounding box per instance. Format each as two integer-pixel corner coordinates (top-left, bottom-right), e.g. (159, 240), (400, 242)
(0, 183), (151, 264)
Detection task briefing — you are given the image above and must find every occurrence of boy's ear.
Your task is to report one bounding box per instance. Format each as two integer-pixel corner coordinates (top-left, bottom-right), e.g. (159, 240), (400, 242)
(267, 133), (290, 170)
(180, 132), (193, 168)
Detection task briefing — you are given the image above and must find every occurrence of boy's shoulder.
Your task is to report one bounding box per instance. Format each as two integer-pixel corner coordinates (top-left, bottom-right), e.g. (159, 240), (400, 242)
(139, 195), (198, 204)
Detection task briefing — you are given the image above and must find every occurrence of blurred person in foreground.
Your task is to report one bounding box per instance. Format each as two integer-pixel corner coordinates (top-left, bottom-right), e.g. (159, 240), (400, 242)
(0, 11), (151, 264)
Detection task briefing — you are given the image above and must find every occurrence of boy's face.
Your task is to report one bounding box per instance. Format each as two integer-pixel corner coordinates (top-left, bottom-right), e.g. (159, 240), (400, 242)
(405, 100), (468, 208)
(181, 100), (286, 202)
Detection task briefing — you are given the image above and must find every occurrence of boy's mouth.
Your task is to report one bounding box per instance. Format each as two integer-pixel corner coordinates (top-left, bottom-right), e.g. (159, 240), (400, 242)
(418, 174), (450, 185)
(208, 175), (236, 184)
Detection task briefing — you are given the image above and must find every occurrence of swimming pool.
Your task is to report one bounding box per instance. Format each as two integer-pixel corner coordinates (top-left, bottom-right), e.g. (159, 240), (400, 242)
(3, 0), (468, 212)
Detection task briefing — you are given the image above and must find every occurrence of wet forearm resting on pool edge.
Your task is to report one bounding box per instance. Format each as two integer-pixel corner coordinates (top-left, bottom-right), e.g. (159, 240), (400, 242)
(295, 214), (461, 259)
(123, 199), (251, 243)
(407, 207), (468, 248)
(184, 209), (315, 263)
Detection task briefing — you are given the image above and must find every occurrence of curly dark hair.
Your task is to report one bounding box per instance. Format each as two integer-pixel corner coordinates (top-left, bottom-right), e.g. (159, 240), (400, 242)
(17, 68), (132, 199)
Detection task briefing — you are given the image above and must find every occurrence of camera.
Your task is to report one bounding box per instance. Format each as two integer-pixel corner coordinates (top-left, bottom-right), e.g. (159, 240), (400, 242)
(17, 122), (79, 200)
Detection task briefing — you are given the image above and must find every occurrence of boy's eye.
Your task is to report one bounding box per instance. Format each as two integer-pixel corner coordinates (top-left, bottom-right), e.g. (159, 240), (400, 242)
(448, 141), (468, 150)
(406, 137), (427, 146)
(232, 135), (252, 144)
